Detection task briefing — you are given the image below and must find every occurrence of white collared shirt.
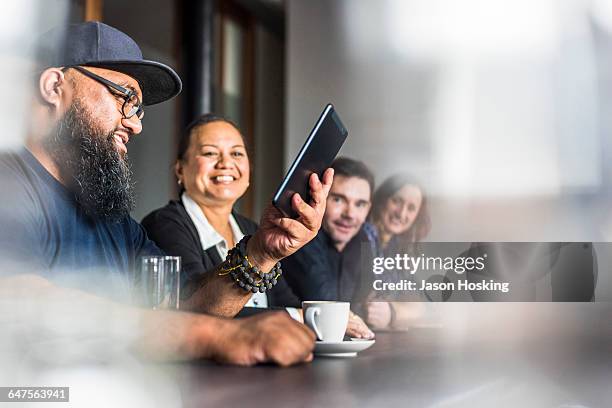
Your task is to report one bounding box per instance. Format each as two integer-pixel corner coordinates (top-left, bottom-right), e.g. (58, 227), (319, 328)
(181, 192), (268, 308)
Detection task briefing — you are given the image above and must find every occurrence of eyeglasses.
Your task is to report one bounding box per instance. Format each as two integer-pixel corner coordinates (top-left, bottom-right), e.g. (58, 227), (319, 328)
(63, 66), (144, 120)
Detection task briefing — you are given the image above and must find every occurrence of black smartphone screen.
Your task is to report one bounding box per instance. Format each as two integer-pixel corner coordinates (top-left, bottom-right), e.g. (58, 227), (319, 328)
(272, 104), (348, 218)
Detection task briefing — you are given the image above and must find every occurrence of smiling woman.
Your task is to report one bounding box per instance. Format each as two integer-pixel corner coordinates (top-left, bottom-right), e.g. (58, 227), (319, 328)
(369, 174), (431, 252)
(175, 116), (250, 217)
(362, 174), (431, 332)
(141, 114), (301, 314)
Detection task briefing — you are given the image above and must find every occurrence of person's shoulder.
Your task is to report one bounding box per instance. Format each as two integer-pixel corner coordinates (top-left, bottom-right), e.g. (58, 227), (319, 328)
(116, 215), (164, 256)
(0, 149), (21, 167)
(0, 149), (62, 198)
(0, 150), (45, 210)
(359, 222), (380, 247)
(140, 200), (194, 243)
(361, 222), (377, 240)
(0, 150), (31, 181)
(345, 223), (379, 256)
(141, 200), (186, 225)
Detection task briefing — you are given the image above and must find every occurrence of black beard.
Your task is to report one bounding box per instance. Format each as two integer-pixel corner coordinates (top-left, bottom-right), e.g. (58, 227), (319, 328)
(45, 100), (135, 222)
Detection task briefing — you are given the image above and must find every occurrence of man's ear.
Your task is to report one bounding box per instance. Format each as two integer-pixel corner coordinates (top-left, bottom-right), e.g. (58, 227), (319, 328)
(38, 67), (67, 109)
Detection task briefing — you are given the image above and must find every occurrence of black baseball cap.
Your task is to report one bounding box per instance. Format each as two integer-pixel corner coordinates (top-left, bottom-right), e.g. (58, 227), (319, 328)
(37, 21), (182, 105)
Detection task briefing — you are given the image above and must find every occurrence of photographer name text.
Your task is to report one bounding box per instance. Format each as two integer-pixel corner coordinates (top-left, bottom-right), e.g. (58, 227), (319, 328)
(372, 279), (510, 293)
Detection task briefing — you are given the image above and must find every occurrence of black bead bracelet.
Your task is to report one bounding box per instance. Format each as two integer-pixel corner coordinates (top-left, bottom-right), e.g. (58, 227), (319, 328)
(218, 235), (283, 293)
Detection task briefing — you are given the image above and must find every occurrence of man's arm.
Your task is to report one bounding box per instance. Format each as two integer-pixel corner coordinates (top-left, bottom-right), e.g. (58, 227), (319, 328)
(181, 170), (334, 316)
(1, 274), (315, 366)
(179, 263), (253, 316)
(140, 209), (254, 317)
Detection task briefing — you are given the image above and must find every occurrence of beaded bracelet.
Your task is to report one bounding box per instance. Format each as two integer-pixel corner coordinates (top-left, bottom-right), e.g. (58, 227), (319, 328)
(218, 235), (283, 293)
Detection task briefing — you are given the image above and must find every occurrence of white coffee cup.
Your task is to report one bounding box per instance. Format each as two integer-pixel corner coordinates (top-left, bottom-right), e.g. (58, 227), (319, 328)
(302, 301), (349, 342)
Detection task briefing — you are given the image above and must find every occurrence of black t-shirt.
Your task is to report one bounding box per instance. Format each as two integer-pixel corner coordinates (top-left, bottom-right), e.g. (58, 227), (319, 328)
(0, 149), (162, 301)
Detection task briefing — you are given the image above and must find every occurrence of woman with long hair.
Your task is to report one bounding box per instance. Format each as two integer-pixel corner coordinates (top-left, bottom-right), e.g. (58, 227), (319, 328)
(364, 174), (431, 330)
(369, 173), (430, 254)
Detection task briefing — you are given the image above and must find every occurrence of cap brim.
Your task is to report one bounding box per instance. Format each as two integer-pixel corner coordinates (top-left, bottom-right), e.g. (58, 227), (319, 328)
(85, 60), (182, 105)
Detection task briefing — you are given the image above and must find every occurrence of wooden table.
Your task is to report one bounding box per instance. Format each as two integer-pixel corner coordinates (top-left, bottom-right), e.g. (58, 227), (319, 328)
(171, 304), (612, 408)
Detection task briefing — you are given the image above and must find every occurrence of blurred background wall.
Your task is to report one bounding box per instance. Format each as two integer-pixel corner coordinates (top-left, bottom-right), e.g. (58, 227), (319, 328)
(287, 0), (612, 243)
(8, 0), (612, 250)
(103, 0), (179, 222)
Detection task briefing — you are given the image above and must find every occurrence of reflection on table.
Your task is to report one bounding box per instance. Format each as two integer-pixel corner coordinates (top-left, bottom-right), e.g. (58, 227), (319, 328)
(173, 303), (612, 408)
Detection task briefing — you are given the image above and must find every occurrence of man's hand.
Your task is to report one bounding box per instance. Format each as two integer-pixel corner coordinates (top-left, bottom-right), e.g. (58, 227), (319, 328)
(365, 302), (393, 330)
(346, 312), (375, 339)
(247, 169), (334, 271)
(208, 311), (316, 367)
(180, 170), (332, 317)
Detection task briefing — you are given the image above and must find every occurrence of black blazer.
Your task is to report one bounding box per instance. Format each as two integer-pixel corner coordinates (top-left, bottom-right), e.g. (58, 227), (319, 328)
(141, 200), (301, 309)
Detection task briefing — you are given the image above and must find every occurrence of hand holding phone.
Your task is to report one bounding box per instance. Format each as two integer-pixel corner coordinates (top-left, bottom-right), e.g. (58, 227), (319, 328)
(272, 104), (348, 218)
(247, 169), (334, 272)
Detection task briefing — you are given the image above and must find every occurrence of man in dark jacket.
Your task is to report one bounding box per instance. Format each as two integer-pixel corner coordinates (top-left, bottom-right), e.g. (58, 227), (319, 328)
(284, 157), (376, 304)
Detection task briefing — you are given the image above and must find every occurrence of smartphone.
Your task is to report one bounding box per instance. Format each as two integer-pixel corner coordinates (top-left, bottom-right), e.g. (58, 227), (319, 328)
(272, 104), (348, 218)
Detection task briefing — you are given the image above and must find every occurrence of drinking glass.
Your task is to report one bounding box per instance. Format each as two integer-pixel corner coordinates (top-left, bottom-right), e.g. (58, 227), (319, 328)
(135, 256), (181, 309)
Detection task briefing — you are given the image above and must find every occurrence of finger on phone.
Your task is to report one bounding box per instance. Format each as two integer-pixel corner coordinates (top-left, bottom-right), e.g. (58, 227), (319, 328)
(292, 193), (317, 228)
(309, 172), (323, 190)
(272, 215), (307, 238)
(322, 168), (334, 188)
(309, 173), (331, 208)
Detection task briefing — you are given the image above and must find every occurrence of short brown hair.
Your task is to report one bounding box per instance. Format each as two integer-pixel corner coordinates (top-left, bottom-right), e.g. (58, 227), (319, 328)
(331, 157), (375, 198)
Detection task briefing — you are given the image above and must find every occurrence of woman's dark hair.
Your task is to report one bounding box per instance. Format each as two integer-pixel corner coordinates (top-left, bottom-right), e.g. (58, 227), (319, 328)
(370, 173), (431, 247)
(177, 113), (245, 161)
(331, 157), (375, 197)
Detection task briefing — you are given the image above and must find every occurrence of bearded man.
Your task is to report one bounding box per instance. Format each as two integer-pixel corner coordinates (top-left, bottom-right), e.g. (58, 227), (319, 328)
(0, 21), (332, 366)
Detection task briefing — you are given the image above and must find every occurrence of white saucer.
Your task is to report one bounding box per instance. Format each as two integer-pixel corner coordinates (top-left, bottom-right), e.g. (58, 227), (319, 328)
(314, 338), (375, 358)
